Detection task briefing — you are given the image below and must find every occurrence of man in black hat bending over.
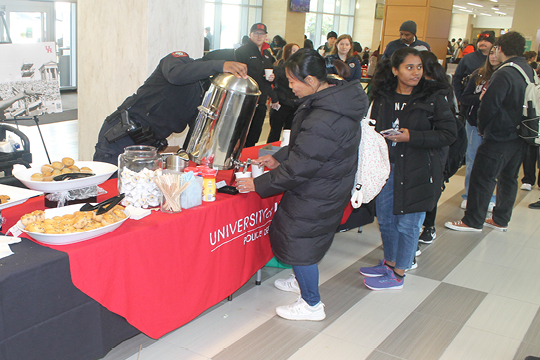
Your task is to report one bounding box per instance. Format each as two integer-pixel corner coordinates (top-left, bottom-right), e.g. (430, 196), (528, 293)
(93, 51), (247, 165)
(382, 20), (431, 59)
(235, 23), (279, 147)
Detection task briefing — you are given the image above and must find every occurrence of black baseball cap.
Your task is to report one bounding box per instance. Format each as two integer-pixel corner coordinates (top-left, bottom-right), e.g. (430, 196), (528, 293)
(250, 23), (267, 34)
(327, 31), (338, 39)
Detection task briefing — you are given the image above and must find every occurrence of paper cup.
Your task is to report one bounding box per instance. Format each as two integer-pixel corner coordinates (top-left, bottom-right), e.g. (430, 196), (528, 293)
(251, 164), (264, 178)
(265, 68), (273, 79)
(235, 171), (252, 193)
(281, 129), (291, 147)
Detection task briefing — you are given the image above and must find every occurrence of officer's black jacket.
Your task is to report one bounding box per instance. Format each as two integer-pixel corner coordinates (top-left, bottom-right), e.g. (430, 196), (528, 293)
(116, 52), (225, 140)
(234, 40), (278, 104)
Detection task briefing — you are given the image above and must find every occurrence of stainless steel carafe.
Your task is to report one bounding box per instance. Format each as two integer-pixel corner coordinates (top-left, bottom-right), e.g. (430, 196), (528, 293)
(186, 73), (260, 170)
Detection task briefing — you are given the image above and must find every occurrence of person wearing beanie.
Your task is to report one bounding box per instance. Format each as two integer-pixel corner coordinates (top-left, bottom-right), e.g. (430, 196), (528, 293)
(452, 31), (495, 102)
(323, 31), (338, 55)
(382, 20), (430, 59)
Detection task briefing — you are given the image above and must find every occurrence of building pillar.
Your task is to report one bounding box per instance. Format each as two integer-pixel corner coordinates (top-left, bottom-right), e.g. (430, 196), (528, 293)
(263, 0), (305, 49)
(511, 0), (540, 52)
(381, 0), (453, 65)
(78, 0), (204, 160)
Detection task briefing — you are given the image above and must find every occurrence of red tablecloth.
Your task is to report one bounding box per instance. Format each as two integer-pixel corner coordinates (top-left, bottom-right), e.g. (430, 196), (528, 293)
(2, 143), (351, 339)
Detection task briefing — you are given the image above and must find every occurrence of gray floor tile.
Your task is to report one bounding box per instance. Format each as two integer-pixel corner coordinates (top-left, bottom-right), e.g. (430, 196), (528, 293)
(376, 312), (463, 360)
(414, 283), (487, 324)
(522, 307), (540, 346)
(366, 350), (405, 360)
(514, 342), (540, 360)
(212, 318), (317, 360)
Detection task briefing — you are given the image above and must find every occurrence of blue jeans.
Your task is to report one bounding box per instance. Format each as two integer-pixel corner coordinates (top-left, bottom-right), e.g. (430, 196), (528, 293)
(376, 165), (425, 270)
(292, 264), (320, 306)
(462, 123), (496, 203)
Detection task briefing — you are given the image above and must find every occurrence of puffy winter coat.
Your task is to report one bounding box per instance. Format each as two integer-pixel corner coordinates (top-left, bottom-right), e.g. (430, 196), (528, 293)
(254, 80), (368, 265)
(372, 79), (457, 215)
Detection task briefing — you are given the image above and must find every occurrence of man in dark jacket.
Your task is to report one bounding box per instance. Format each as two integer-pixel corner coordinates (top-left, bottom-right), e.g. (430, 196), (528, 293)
(382, 20), (430, 59)
(452, 31), (495, 101)
(446, 31), (533, 232)
(93, 51), (247, 165)
(323, 31), (337, 55)
(235, 23), (279, 147)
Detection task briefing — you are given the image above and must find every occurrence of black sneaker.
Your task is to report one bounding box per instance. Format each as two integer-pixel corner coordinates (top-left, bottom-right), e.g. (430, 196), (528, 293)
(418, 226), (436, 244)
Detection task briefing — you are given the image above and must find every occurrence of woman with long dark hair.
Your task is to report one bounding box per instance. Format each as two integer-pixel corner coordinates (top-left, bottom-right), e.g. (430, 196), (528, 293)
(236, 49), (368, 320)
(359, 47), (456, 290)
(459, 46), (501, 208)
(267, 43), (300, 142)
(326, 34), (362, 81)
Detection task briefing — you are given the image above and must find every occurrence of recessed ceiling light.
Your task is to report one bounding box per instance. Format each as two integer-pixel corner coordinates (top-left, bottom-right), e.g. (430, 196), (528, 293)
(459, 9), (473, 12)
(495, 11), (507, 15)
(467, 3), (483, 7)
(453, 5), (467, 9)
(490, 0), (498, 2)
(480, 13), (492, 16)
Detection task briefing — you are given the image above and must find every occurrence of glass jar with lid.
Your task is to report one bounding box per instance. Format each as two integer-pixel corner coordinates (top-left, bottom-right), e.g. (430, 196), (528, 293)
(118, 145), (163, 208)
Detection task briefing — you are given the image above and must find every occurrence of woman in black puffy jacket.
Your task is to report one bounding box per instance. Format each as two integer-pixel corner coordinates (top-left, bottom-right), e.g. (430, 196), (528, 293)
(236, 49), (368, 321)
(359, 47), (456, 291)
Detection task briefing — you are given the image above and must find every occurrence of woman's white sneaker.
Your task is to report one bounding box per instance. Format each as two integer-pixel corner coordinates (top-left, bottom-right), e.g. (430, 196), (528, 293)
(275, 297), (326, 321)
(274, 274), (301, 294)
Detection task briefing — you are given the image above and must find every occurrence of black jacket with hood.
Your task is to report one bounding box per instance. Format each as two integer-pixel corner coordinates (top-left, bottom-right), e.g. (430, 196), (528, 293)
(254, 79), (368, 265)
(372, 79), (457, 215)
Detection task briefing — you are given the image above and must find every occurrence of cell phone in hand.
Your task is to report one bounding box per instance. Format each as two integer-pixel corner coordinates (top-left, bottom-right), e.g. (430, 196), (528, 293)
(380, 129), (403, 136)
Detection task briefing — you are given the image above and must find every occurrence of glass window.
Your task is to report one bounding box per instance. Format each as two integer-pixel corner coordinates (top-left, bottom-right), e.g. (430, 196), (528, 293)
(205, 0), (262, 49)
(306, 0), (355, 49)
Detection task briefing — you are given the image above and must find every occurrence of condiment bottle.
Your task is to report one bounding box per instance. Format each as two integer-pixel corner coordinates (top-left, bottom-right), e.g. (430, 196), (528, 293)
(201, 168), (217, 202)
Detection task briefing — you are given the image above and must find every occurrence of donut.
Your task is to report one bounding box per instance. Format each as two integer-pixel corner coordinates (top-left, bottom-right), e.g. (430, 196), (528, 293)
(31, 173), (44, 181)
(62, 157), (75, 167)
(41, 164), (54, 174)
(51, 161), (64, 170)
(69, 165), (80, 172)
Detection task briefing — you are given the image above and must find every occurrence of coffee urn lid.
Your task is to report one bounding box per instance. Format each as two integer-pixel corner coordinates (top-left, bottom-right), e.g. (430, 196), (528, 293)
(210, 73), (262, 96)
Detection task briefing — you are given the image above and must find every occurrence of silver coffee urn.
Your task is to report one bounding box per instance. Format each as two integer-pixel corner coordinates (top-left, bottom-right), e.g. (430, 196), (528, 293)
(186, 73), (261, 170)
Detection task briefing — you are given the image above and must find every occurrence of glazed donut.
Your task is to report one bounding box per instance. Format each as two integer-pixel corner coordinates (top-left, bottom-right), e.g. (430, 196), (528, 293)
(62, 157), (75, 167)
(31, 173), (44, 181)
(41, 164), (54, 174)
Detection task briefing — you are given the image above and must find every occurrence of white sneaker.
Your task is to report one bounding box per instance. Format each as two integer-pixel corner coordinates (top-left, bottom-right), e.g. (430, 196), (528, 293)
(487, 201), (495, 213)
(275, 296), (326, 321)
(274, 274), (300, 294)
(461, 199), (467, 209)
(521, 183), (533, 191)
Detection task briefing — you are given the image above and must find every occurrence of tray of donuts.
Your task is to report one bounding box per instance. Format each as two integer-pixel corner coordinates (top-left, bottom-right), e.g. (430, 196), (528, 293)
(13, 158), (118, 192)
(17, 203), (131, 245)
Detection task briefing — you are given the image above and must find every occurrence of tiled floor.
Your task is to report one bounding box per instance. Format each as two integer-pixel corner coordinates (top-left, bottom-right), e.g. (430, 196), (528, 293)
(93, 169), (540, 360)
(11, 96), (540, 360)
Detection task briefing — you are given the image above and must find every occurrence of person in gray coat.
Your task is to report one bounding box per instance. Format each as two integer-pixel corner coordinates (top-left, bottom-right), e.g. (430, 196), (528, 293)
(236, 49), (368, 321)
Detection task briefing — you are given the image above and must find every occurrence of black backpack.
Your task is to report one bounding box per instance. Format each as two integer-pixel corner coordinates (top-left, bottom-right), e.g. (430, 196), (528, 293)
(444, 112), (467, 182)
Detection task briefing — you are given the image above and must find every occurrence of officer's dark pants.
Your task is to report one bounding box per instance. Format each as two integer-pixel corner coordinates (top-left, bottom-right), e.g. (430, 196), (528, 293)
(521, 144), (540, 186)
(267, 105), (295, 143)
(462, 138), (524, 228)
(245, 103), (267, 148)
(93, 119), (136, 166)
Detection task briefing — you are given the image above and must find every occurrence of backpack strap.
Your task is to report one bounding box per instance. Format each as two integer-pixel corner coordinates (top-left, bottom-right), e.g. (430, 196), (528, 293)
(499, 62), (537, 85)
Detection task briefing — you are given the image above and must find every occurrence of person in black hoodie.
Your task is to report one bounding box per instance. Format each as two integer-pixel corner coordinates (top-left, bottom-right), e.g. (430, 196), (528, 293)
(267, 43), (300, 143)
(235, 49), (368, 321)
(235, 23), (279, 147)
(446, 31), (533, 232)
(359, 47), (456, 290)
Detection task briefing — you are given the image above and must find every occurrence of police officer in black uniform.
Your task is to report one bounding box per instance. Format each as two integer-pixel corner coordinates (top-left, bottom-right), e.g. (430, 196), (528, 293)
(93, 51), (247, 165)
(235, 23), (279, 147)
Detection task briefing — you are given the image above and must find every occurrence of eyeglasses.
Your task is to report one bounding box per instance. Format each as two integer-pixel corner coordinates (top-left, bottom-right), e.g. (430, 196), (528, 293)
(252, 32), (266, 37)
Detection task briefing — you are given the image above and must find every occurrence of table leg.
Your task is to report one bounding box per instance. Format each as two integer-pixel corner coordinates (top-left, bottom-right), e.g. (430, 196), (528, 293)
(256, 269), (262, 285)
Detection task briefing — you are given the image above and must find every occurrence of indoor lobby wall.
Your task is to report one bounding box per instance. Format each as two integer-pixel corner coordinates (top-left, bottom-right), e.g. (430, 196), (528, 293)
(263, 0), (305, 49)
(511, 0), (540, 52)
(352, 0), (379, 50)
(78, 0), (203, 161)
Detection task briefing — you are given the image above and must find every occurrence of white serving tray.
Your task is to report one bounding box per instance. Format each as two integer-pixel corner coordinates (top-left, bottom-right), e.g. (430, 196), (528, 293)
(17, 203), (130, 245)
(13, 161), (117, 192)
(0, 184), (43, 210)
